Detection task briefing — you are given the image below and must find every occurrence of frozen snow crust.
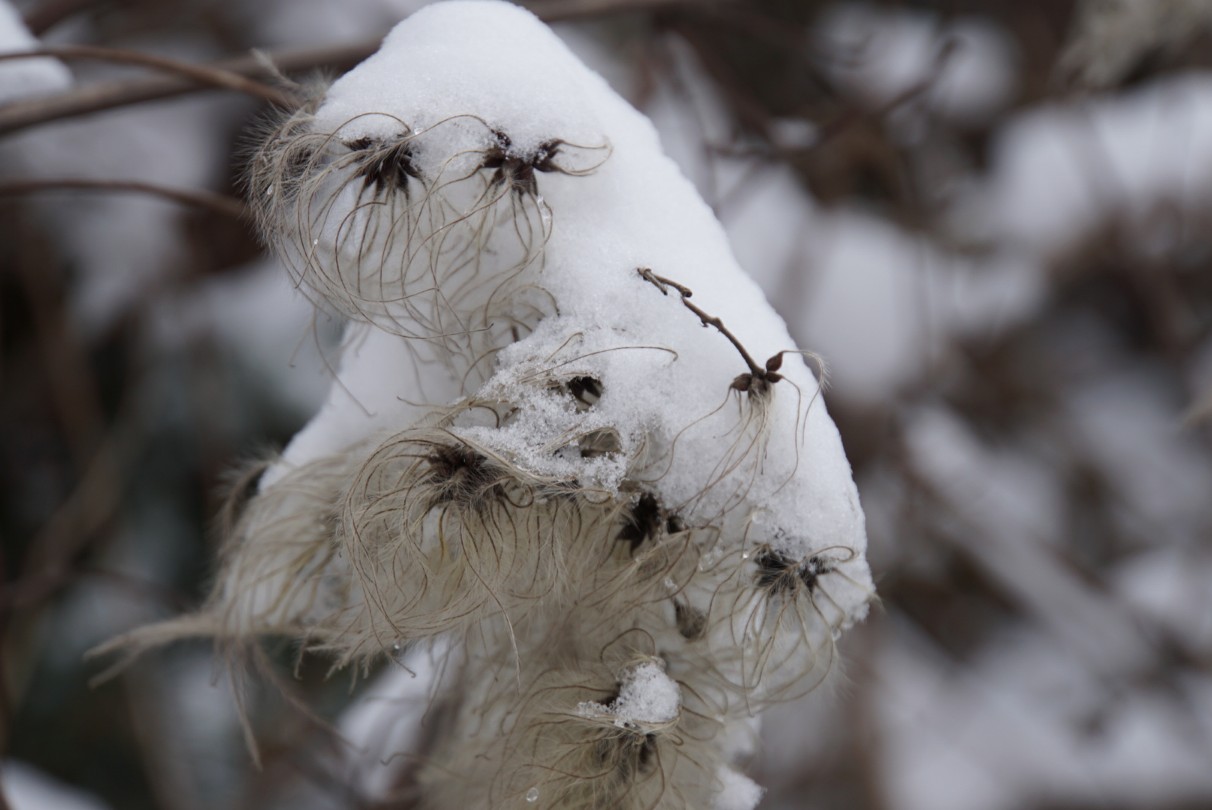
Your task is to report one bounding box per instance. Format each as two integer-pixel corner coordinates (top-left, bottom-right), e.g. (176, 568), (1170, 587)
(112, 2), (873, 807)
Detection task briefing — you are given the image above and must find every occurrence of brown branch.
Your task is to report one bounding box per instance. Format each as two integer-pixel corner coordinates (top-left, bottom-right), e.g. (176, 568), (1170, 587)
(0, 178), (247, 219)
(637, 267), (783, 393)
(0, 40), (372, 137)
(0, 44), (295, 106)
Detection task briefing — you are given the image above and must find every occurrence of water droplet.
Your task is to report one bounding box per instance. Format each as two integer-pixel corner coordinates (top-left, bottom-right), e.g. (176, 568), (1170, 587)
(741, 551), (750, 560)
(663, 577), (676, 591)
(391, 641), (402, 655)
(312, 238), (319, 247)
(525, 787), (539, 803)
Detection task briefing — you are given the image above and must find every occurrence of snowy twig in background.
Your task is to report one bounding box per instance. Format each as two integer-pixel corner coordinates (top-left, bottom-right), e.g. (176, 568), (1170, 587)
(93, 2), (870, 807)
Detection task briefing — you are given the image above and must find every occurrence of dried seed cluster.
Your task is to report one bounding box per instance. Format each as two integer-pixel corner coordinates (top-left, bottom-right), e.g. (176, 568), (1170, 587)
(97, 5), (873, 808)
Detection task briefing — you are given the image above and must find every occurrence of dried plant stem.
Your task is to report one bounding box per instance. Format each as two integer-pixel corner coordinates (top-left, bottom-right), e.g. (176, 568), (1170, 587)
(637, 267), (783, 392)
(0, 178), (247, 219)
(0, 41), (370, 137)
(0, 44), (295, 106)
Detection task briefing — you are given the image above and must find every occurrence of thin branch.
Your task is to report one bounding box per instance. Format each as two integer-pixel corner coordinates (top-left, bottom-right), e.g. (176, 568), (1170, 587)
(0, 178), (247, 219)
(0, 40), (372, 137)
(637, 267), (784, 393)
(0, 44), (295, 106)
(638, 266), (761, 374)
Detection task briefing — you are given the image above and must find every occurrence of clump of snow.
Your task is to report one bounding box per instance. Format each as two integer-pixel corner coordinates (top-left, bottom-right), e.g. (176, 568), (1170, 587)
(313, 1), (602, 149)
(0, 1), (72, 103)
(578, 660), (681, 727)
(713, 765), (765, 810)
(270, 0), (870, 570)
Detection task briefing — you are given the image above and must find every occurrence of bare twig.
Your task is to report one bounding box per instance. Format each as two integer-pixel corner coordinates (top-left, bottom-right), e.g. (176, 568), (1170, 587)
(0, 40), (370, 137)
(0, 178), (247, 219)
(637, 266), (785, 393)
(0, 44), (295, 106)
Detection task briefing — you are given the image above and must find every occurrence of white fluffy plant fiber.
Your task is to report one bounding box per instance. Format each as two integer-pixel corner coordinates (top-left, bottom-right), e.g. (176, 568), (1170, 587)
(100, 2), (873, 807)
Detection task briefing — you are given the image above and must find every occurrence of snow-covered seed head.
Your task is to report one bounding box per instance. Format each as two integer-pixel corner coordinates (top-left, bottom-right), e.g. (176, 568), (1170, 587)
(248, 85), (610, 379)
(99, 4), (875, 807)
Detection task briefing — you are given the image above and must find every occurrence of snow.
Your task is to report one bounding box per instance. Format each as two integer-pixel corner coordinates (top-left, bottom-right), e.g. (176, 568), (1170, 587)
(258, 321), (450, 488)
(713, 765), (765, 810)
(275, 0), (871, 572)
(0, 0), (72, 103)
(577, 660), (681, 727)
(337, 639), (457, 800)
(1, 761), (111, 810)
(314, 3), (601, 149)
